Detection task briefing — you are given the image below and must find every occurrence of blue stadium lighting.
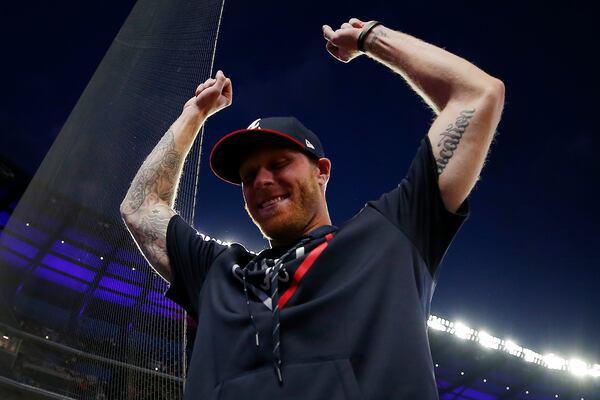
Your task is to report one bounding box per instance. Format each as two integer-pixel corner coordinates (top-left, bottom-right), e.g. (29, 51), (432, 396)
(428, 314), (600, 380)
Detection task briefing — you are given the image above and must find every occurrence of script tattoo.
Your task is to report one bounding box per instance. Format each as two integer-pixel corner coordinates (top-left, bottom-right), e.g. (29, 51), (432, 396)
(435, 109), (476, 175)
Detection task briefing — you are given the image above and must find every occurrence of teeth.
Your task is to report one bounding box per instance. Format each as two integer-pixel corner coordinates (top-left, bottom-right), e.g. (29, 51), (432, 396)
(262, 196), (285, 208)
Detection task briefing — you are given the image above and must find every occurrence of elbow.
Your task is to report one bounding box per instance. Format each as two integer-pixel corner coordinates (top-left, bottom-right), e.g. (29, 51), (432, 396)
(119, 201), (136, 226)
(482, 77), (505, 112)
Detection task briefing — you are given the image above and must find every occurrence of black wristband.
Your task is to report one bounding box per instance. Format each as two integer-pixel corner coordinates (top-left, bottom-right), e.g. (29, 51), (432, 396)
(357, 21), (381, 53)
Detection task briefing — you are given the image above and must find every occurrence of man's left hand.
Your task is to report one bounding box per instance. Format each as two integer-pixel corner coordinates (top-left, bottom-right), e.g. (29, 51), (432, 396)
(322, 18), (367, 63)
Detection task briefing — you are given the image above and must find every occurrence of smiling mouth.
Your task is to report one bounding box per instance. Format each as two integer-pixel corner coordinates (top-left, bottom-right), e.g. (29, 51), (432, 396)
(259, 194), (290, 209)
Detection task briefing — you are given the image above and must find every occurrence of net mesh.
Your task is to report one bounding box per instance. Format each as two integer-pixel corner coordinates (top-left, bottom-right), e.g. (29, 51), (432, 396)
(0, 0), (224, 398)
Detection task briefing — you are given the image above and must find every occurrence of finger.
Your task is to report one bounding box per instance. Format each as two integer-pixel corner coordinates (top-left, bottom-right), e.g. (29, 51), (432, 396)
(322, 24), (336, 42)
(349, 18), (365, 28)
(325, 41), (340, 59)
(341, 22), (353, 30)
(214, 70), (228, 91)
(223, 78), (233, 103)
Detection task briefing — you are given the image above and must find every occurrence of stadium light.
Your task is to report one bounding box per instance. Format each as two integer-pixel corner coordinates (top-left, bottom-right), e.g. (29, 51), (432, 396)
(452, 322), (474, 340)
(427, 314), (599, 380)
(478, 330), (501, 350)
(544, 353), (567, 370)
(504, 340), (523, 357)
(427, 316), (448, 332)
(569, 358), (589, 377)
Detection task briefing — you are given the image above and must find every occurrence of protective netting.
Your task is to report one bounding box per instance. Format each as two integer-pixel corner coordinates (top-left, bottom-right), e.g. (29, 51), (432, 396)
(0, 0), (224, 398)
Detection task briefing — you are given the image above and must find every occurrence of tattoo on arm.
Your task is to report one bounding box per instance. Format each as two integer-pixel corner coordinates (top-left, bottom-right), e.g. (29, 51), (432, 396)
(131, 205), (174, 276)
(123, 129), (182, 214)
(365, 26), (388, 53)
(121, 128), (182, 279)
(435, 109), (476, 175)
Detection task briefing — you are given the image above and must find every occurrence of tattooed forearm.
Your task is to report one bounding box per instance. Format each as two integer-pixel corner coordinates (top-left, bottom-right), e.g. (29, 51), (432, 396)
(120, 128), (185, 281)
(122, 129), (183, 214)
(365, 26), (388, 53)
(435, 109), (476, 175)
(123, 203), (174, 281)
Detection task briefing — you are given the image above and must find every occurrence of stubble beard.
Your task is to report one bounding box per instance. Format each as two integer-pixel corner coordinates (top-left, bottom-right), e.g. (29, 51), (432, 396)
(246, 176), (322, 245)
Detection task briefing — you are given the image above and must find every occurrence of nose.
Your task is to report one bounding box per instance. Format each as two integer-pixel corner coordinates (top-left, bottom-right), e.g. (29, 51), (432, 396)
(253, 166), (275, 190)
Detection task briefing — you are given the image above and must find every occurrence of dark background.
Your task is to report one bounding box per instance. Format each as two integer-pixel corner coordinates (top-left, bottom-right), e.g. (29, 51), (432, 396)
(2, 0), (599, 363)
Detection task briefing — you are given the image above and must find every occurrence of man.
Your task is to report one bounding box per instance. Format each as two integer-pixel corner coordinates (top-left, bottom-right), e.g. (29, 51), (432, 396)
(120, 18), (504, 399)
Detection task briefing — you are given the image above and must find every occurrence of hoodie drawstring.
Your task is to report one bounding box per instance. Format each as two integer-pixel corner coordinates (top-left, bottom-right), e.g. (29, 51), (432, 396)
(240, 228), (335, 385)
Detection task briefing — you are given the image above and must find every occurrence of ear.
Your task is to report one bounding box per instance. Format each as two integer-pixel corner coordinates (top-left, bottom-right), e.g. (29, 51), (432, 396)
(316, 158), (332, 189)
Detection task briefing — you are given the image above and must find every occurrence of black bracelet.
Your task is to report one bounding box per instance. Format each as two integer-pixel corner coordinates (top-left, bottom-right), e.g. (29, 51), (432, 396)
(357, 21), (381, 53)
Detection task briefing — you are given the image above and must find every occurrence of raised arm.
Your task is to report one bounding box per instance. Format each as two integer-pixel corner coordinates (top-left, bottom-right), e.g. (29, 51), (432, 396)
(323, 19), (505, 212)
(120, 70), (232, 281)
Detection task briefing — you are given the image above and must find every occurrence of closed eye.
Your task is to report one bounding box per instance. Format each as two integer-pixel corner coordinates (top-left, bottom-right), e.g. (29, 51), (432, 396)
(271, 159), (289, 170)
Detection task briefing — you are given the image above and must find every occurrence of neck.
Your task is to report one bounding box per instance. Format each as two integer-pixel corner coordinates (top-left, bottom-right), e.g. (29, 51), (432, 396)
(269, 213), (332, 249)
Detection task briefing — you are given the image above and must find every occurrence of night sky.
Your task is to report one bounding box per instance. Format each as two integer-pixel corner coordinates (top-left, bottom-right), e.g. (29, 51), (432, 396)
(2, 0), (599, 365)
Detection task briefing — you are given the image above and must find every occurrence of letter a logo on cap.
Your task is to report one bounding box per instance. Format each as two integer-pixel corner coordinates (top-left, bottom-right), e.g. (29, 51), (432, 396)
(248, 118), (261, 129)
(305, 139), (315, 149)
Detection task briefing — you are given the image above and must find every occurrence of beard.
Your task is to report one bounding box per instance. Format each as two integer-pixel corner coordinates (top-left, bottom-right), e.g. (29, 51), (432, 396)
(245, 175), (323, 245)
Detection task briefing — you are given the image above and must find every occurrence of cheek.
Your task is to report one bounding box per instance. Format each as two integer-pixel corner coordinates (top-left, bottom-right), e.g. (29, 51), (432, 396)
(242, 190), (254, 208)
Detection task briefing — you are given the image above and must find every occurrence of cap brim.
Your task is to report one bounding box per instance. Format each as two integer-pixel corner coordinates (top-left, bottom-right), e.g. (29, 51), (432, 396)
(209, 128), (306, 185)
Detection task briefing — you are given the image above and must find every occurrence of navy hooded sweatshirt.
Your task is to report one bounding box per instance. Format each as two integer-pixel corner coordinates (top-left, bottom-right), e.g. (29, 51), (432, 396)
(165, 137), (468, 399)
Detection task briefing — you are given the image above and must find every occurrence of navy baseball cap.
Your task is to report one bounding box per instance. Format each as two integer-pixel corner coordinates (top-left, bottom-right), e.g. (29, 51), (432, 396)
(209, 116), (325, 185)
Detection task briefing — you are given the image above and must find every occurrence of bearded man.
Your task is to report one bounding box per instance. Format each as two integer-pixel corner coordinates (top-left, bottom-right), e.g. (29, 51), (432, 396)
(121, 17), (504, 399)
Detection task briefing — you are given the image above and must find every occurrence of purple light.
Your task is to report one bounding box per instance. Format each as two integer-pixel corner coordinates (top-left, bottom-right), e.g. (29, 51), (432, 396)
(436, 378), (450, 389)
(93, 288), (136, 307)
(116, 248), (147, 267)
(106, 261), (148, 283)
(147, 291), (179, 310)
(42, 253), (96, 282)
(152, 276), (169, 291)
(7, 219), (48, 245)
(99, 276), (142, 297)
(63, 227), (113, 253)
(140, 304), (182, 320)
(461, 388), (496, 400)
(50, 241), (103, 269)
(0, 232), (38, 259)
(0, 211), (9, 227)
(0, 248), (30, 269)
(33, 266), (89, 292)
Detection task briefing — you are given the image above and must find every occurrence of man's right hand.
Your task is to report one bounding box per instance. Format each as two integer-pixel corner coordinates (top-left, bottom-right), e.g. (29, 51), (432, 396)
(183, 70), (233, 119)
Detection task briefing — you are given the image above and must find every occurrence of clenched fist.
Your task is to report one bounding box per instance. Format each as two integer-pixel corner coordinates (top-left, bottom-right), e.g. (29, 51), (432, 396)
(322, 18), (369, 63)
(183, 70), (233, 119)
